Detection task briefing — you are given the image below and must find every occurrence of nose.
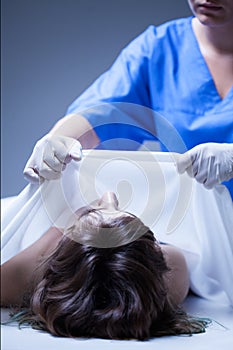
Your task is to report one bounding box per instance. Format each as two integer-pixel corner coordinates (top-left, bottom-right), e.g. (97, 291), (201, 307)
(99, 192), (119, 210)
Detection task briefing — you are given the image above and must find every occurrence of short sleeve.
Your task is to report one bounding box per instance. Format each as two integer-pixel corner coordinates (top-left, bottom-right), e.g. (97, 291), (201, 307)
(66, 27), (159, 148)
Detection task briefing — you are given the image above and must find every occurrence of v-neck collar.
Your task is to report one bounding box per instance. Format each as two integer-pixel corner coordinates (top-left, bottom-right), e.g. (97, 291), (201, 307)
(188, 16), (233, 108)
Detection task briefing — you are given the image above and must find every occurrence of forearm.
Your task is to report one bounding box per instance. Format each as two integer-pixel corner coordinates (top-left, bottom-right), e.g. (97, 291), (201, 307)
(50, 113), (100, 149)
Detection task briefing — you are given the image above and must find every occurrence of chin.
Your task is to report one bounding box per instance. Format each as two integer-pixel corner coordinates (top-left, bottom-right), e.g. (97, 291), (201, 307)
(197, 13), (232, 26)
(195, 5), (233, 27)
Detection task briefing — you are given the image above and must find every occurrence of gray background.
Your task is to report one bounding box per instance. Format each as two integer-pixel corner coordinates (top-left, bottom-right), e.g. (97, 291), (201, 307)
(1, 0), (192, 197)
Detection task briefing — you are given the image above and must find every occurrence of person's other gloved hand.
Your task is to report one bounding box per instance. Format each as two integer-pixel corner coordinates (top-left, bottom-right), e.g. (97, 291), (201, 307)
(23, 135), (82, 183)
(176, 143), (233, 189)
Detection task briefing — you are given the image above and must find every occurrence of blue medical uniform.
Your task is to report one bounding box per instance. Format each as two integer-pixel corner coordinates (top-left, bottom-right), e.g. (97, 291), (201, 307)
(67, 17), (233, 198)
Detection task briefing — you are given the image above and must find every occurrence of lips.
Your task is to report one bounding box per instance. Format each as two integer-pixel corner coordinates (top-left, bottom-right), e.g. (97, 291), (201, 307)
(197, 4), (223, 14)
(198, 2), (222, 10)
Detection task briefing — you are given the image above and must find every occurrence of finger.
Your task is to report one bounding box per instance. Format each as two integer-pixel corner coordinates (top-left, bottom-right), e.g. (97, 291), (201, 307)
(203, 175), (217, 189)
(61, 138), (82, 161)
(176, 152), (193, 174)
(203, 179), (216, 189)
(39, 161), (61, 180)
(44, 152), (66, 172)
(189, 150), (210, 180)
(23, 168), (41, 184)
(69, 143), (82, 161)
(203, 163), (220, 189)
(195, 169), (208, 184)
(43, 141), (69, 171)
(53, 143), (79, 165)
(185, 165), (195, 178)
(54, 142), (71, 164)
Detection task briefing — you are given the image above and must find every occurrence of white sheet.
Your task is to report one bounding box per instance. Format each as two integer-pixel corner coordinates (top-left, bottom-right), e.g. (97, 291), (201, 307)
(1, 150), (233, 306)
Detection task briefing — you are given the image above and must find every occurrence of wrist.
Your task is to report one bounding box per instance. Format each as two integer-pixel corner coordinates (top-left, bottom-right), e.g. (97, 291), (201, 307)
(50, 113), (99, 149)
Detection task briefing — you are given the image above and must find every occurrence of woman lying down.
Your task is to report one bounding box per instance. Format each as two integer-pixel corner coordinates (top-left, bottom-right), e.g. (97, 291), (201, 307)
(1, 191), (209, 340)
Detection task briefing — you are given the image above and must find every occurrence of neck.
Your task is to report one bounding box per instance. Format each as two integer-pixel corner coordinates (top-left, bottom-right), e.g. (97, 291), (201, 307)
(193, 18), (233, 54)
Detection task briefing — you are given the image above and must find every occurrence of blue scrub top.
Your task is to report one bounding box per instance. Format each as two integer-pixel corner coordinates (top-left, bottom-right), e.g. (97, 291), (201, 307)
(67, 16), (233, 198)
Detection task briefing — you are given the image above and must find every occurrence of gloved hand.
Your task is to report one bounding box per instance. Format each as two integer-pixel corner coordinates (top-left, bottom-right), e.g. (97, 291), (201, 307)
(176, 143), (233, 189)
(23, 134), (82, 183)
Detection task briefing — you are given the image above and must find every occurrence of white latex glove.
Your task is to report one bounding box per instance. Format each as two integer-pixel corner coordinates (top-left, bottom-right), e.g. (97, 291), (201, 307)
(176, 143), (233, 189)
(24, 135), (82, 183)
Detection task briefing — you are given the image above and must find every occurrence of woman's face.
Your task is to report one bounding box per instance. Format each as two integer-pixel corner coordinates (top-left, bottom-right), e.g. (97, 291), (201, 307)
(188, 0), (233, 26)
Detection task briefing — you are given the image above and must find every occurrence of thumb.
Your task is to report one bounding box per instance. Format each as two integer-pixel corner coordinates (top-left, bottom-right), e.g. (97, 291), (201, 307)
(176, 152), (193, 174)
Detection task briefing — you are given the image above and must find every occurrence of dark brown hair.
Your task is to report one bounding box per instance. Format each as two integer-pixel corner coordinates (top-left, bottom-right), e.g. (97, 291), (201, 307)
(16, 212), (209, 340)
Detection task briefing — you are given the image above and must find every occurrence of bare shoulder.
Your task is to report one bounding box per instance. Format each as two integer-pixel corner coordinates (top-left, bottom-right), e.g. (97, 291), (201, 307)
(160, 245), (190, 305)
(1, 227), (63, 307)
(37, 226), (63, 257)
